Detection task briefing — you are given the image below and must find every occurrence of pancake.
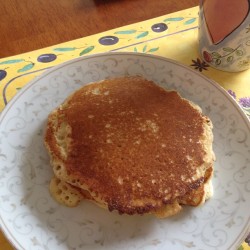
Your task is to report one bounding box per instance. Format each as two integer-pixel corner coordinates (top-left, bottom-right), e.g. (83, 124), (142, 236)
(49, 168), (213, 218)
(49, 176), (93, 207)
(44, 76), (215, 217)
(179, 166), (213, 207)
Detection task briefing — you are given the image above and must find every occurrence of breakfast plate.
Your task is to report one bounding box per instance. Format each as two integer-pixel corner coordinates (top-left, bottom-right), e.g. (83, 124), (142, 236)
(0, 52), (249, 250)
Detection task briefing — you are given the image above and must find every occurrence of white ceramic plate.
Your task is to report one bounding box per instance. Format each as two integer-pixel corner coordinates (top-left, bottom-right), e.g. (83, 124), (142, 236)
(0, 52), (249, 250)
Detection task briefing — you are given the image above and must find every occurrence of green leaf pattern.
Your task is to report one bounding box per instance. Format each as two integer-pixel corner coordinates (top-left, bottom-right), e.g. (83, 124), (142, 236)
(0, 59), (25, 65)
(114, 30), (137, 34)
(205, 45), (245, 66)
(184, 18), (196, 25)
(17, 63), (35, 73)
(164, 17), (184, 22)
(133, 46), (159, 54)
(147, 47), (159, 53)
(79, 46), (95, 56)
(53, 48), (77, 52)
(212, 52), (222, 58)
(136, 31), (149, 39)
(113, 15), (197, 42)
(223, 47), (235, 53)
(164, 16), (197, 25)
(114, 29), (149, 40)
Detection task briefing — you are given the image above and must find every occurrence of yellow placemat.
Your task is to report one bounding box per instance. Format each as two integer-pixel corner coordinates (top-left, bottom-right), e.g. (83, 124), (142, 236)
(0, 7), (250, 118)
(0, 6), (249, 250)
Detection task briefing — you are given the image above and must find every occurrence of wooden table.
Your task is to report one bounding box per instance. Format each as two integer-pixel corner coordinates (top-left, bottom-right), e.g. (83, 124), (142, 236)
(0, 0), (197, 58)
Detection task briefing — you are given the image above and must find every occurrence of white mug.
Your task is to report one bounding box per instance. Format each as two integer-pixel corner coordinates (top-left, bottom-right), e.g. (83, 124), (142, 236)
(198, 0), (250, 72)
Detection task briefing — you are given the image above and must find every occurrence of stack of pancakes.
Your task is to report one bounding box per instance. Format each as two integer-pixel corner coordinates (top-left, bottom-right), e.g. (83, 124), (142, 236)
(44, 76), (215, 218)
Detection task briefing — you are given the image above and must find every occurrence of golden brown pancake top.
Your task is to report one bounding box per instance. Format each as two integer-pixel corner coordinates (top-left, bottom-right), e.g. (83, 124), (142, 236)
(45, 76), (212, 214)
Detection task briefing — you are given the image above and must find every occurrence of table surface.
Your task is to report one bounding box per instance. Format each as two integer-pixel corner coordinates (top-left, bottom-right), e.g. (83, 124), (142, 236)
(1, 0), (196, 58)
(0, 1), (250, 250)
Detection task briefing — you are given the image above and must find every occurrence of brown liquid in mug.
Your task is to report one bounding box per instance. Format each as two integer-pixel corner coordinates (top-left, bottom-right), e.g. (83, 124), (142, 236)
(203, 0), (249, 44)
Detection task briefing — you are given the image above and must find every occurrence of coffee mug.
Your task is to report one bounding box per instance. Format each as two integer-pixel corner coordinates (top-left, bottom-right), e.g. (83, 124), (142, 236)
(198, 0), (250, 72)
